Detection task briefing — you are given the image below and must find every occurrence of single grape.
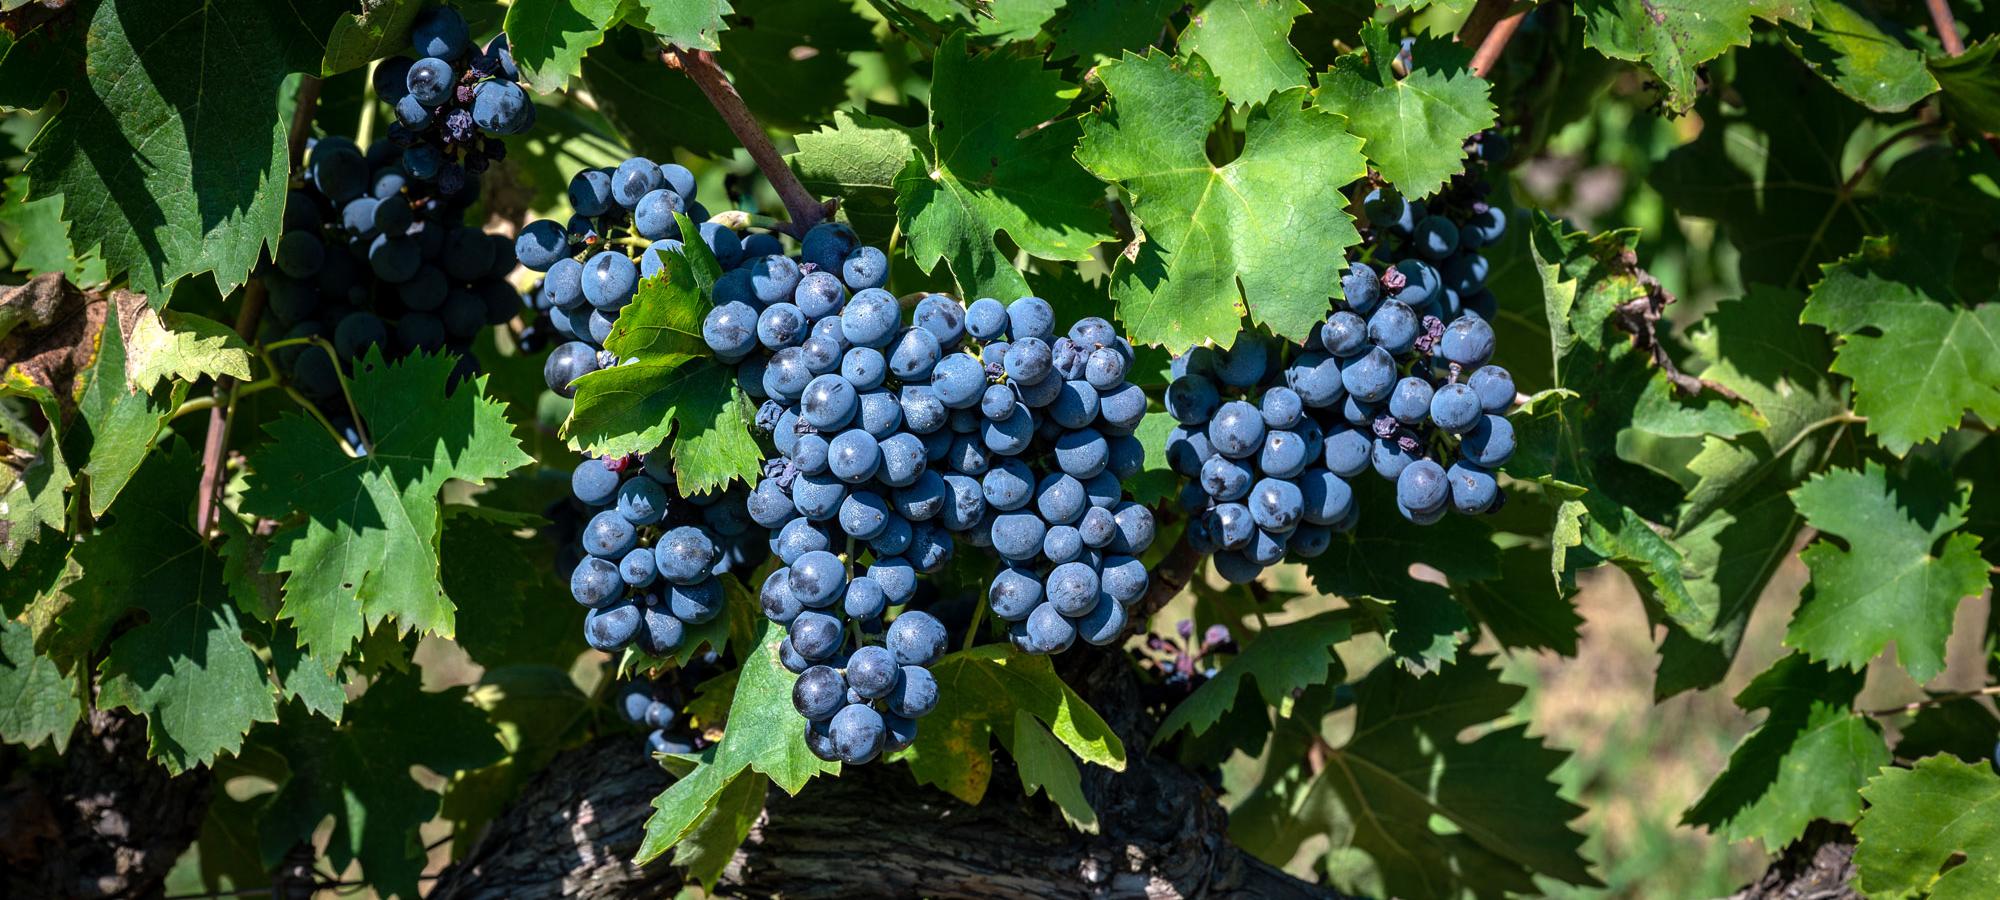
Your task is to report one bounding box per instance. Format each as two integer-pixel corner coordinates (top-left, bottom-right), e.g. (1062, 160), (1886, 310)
(1429, 382), (1482, 433)
(1339, 347), (1397, 403)
(1439, 315), (1496, 368)
(1046, 562), (1101, 617)
(1459, 414), (1515, 467)
(1207, 401), (1266, 459)
(790, 610), (845, 660)
(887, 666), (938, 718)
(584, 600), (644, 652)
(846, 646), (901, 700)
(886, 611), (947, 666)
(1023, 603), (1077, 654)
(794, 666), (847, 720)
(670, 578), (724, 624)
(1468, 365), (1516, 413)
(966, 298), (1008, 339)
(1342, 261), (1383, 315)
(829, 703), (886, 764)
(1006, 296), (1056, 343)
(1396, 459), (1449, 514)
(1412, 216), (1460, 260)
(656, 526), (717, 585)
(570, 557), (622, 608)
(1388, 376), (1435, 424)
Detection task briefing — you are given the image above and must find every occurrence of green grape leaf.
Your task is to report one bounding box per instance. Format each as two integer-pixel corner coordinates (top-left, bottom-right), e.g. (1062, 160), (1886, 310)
(1314, 22), (1496, 199)
(266, 618), (346, 723)
(242, 349), (532, 663)
(1302, 492), (1497, 673)
(0, 174), (106, 286)
(1310, 656), (1597, 899)
(1455, 542), (1584, 655)
(671, 769), (767, 887)
(1784, 461), (1991, 682)
(634, 0), (733, 51)
(715, 0), (873, 132)
(1784, 2), (1937, 113)
(125, 309), (252, 392)
(973, 0), (1063, 42)
(67, 442), (278, 772)
(1683, 654), (1886, 852)
(1003, 710), (1099, 832)
(257, 675), (505, 899)
(1895, 697), (2000, 763)
(0, 374), (68, 568)
(1855, 754), (2000, 900)
(22, 0), (349, 296)
(0, 618), (81, 751)
(0, 17), (85, 112)
(441, 507), (590, 670)
(1932, 35), (2000, 134)
(582, 26), (739, 159)
(789, 111), (924, 248)
(1803, 236), (2000, 455)
(1572, 0), (1799, 114)
(322, 0), (424, 76)
(1047, 0), (1181, 62)
(1181, 0), (1311, 104)
(894, 32), (1112, 301)
(1650, 44), (1879, 288)
(1077, 51), (1365, 352)
(1155, 610), (1348, 742)
(637, 619), (839, 864)
(1125, 409), (1179, 506)
(69, 303), (187, 517)
(564, 235), (762, 490)
(905, 644), (1126, 807)
(504, 0), (621, 94)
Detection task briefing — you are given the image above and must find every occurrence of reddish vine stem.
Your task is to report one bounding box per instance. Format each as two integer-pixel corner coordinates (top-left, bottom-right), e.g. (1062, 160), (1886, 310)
(661, 47), (832, 236)
(194, 75), (322, 534)
(1928, 0), (1966, 56)
(1456, 0), (1517, 47)
(1469, 11), (1525, 78)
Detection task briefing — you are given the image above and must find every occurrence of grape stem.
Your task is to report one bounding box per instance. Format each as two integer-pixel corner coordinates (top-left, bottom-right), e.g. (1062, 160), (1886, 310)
(1456, 0), (1519, 46)
(1928, 0), (1967, 56)
(195, 74), (323, 535)
(1864, 684), (2000, 717)
(660, 46), (836, 237)
(1468, 11), (1525, 79)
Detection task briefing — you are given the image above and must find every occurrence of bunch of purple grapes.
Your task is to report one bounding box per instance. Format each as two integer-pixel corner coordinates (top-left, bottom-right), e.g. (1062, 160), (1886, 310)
(371, 6), (531, 195)
(515, 154), (779, 395)
(564, 446), (762, 656)
(614, 650), (725, 756)
(1168, 138), (1516, 583)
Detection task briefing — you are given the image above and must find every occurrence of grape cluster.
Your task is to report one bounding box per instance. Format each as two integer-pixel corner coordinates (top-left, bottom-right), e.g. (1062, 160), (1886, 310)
(563, 447), (757, 656)
(1168, 137), (1516, 583)
(261, 138), (520, 418)
(371, 6), (530, 195)
(614, 651), (725, 756)
(516, 154), (779, 395)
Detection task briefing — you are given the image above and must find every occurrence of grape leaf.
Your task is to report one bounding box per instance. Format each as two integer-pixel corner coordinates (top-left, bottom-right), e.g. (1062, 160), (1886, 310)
(634, 0), (733, 51)
(581, 25), (738, 159)
(1155, 610), (1348, 742)
(1076, 51), (1365, 352)
(440, 506), (589, 670)
(0, 174), (106, 286)
(0, 374), (69, 568)
(1455, 542), (1584, 655)
(0, 618), (80, 751)
(1302, 492), (1495, 672)
(23, 0), (349, 296)
(1003, 710), (1099, 832)
(242, 349), (532, 664)
(504, 0), (621, 94)
(1785, 2), (1937, 114)
(564, 231), (762, 491)
(906, 644), (1126, 808)
(672, 769), (767, 887)
(65, 441), (278, 772)
(1314, 22), (1496, 200)
(715, 0), (873, 132)
(321, 0), (424, 76)
(894, 32), (1112, 301)
(1802, 235), (2000, 456)
(1572, 0), (1799, 114)
(1046, 0), (1183, 62)
(637, 619), (839, 864)
(789, 111), (923, 247)
(68, 302), (187, 517)
(1854, 754), (2000, 900)
(1310, 656), (1597, 899)
(1784, 461), (1991, 683)
(1683, 654), (1886, 852)
(1932, 35), (2000, 134)
(1180, 0), (1311, 104)
(125, 308), (253, 392)
(973, 0), (1063, 42)
(1896, 696), (2000, 763)
(256, 675), (505, 899)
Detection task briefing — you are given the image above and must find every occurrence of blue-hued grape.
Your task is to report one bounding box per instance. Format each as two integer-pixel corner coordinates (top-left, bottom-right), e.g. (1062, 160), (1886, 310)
(990, 566), (1043, 621)
(1050, 380), (1101, 429)
(938, 474), (986, 532)
(1460, 414), (1515, 467)
(702, 300), (759, 358)
(1430, 382), (1482, 433)
(1022, 602), (1077, 654)
(656, 526), (717, 585)
(583, 510), (639, 558)
(697, 222), (742, 267)
(1391, 258), (1440, 308)
(842, 289), (900, 348)
(794, 666), (846, 720)
(1362, 186), (1405, 227)
(846, 646), (900, 699)
(1098, 383), (1146, 433)
(981, 404), (1035, 455)
(1006, 296), (1055, 342)
(761, 572), (803, 624)
(990, 512), (1047, 561)
(1447, 462), (1499, 514)
(581, 252), (637, 310)
(1342, 261), (1383, 315)
(1075, 596), (1128, 646)
(868, 557), (917, 606)
(982, 460), (1034, 511)
(571, 457), (620, 505)
(1166, 374), (1220, 423)
(839, 491), (891, 540)
(893, 470), (947, 522)
(793, 433), (831, 475)
(856, 390), (903, 438)
(930, 352), (985, 408)
(887, 666), (938, 718)
(1396, 459), (1449, 514)
(1003, 338), (1053, 385)
(1207, 401), (1265, 459)
(1248, 478), (1303, 532)
(1389, 377), (1435, 424)
(1046, 562), (1100, 616)
(1259, 430), (1310, 479)
(913, 294), (965, 345)
(1299, 469), (1355, 526)
(758, 303), (809, 350)
(1201, 455), (1253, 502)
(405, 56), (455, 106)
(1444, 252), (1489, 295)
(1109, 502), (1155, 554)
(790, 610), (844, 660)
(585, 600), (644, 652)
(1321, 310), (1368, 357)
(1339, 347), (1397, 403)
(1371, 437), (1420, 481)
(1248, 529), (1287, 565)
(842, 347), (888, 391)
(966, 298), (1007, 339)
(829, 429), (882, 483)
(1464, 205), (1507, 246)
(1366, 299), (1420, 355)
(1043, 525), (1084, 564)
(1285, 352), (1344, 407)
(1053, 428), (1110, 478)
(616, 477), (668, 525)
(1440, 315), (1496, 368)
(633, 189), (686, 241)
(886, 610), (947, 666)
(1412, 216), (1460, 260)
(1100, 555), (1146, 604)
(842, 576), (888, 621)
(571, 557), (622, 608)
(1217, 334), (1270, 388)
(1468, 365), (1515, 412)
(1078, 506), (1116, 548)
(670, 578), (723, 623)
(1084, 347), (1129, 391)
(800, 374), (859, 431)
(842, 246), (889, 291)
(793, 270), (847, 319)
(830, 703), (886, 764)
(890, 327), (943, 381)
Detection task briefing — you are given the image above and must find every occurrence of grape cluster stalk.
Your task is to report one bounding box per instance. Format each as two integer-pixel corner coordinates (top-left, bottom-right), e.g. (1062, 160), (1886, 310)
(1167, 133), (1518, 583)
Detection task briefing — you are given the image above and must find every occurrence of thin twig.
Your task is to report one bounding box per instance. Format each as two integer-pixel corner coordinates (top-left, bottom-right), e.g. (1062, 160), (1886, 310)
(1457, 0), (1518, 47)
(1928, 0), (1966, 56)
(1841, 121), (1940, 195)
(1865, 684), (2000, 718)
(1469, 12), (1526, 79)
(196, 75), (321, 534)
(660, 47), (832, 236)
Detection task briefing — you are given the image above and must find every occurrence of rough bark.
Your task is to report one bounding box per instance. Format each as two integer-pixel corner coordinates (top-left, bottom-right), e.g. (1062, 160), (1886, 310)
(0, 710), (211, 899)
(1729, 823), (1861, 900)
(433, 646), (1340, 900)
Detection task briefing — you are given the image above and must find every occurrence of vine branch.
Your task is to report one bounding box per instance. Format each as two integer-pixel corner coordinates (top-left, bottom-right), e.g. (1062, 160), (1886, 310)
(1469, 12), (1525, 79)
(1928, 0), (1966, 57)
(1864, 684), (2000, 718)
(1457, 0), (1519, 47)
(195, 75), (321, 534)
(661, 47), (833, 237)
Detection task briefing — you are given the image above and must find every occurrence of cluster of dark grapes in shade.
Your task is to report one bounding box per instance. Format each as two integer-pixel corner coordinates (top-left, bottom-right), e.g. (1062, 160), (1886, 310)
(563, 446), (765, 655)
(261, 137), (520, 441)
(614, 651), (725, 756)
(516, 154), (778, 393)
(369, 6), (530, 196)
(1133, 620), (1235, 710)
(1166, 133), (1517, 583)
